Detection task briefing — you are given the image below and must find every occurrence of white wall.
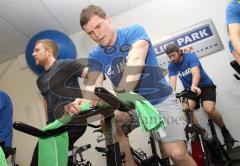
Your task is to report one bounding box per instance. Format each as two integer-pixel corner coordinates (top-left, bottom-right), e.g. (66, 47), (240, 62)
(0, 0), (239, 165)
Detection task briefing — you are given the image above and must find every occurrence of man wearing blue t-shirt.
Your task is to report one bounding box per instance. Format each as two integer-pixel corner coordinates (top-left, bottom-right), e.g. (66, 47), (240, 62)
(67, 5), (197, 166)
(166, 43), (235, 150)
(226, 0), (240, 63)
(0, 91), (13, 157)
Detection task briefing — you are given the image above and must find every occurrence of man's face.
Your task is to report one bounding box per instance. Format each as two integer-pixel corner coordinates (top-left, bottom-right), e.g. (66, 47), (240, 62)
(168, 51), (182, 63)
(82, 15), (115, 47)
(32, 42), (48, 66)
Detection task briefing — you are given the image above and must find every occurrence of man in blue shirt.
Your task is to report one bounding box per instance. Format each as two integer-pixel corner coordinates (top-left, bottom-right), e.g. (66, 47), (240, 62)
(66, 5), (196, 165)
(167, 43), (235, 150)
(0, 91), (13, 157)
(226, 0), (240, 63)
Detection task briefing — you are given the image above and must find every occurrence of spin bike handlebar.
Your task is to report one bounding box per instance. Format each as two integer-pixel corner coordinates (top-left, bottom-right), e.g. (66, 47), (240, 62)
(175, 89), (197, 99)
(13, 87), (130, 138)
(13, 121), (70, 138)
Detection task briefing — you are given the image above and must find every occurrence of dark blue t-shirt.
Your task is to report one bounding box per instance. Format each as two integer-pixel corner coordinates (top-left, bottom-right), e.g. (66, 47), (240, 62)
(0, 91), (13, 147)
(168, 53), (213, 89)
(37, 59), (84, 124)
(88, 24), (172, 105)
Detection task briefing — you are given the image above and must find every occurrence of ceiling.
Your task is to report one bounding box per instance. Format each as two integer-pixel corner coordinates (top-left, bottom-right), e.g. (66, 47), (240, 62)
(0, 0), (151, 64)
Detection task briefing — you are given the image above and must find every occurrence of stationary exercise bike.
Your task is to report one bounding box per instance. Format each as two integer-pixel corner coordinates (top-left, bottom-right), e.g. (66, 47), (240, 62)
(13, 122), (92, 166)
(92, 87), (170, 166)
(92, 124), (170, 166)
(14, 87), (128, 166)
(176, 90), (212, 166)
(0, 141), (18, 166)
(176, 90), (240, 166)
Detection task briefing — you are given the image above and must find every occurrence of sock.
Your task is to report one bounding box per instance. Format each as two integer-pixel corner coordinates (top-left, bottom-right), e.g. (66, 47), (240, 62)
(220, 125), (228, 134)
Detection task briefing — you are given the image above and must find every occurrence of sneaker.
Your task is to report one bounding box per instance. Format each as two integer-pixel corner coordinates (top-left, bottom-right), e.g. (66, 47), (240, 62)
(222, 131), (235, 150)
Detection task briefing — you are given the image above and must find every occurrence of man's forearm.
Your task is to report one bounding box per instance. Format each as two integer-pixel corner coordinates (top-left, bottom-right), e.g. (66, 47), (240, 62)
(191, 73), (200, 87)
(191, 67), (201, 87)
(118, 61), (144, 91)
(118, 40), (148, 91)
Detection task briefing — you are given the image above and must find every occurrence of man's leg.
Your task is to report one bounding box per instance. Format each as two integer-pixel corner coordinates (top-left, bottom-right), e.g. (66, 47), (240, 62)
(163, 140), (196, 166)
(202, 100), (235, 149)
(67, 124), (87, 166)
(202, 100), (224, 127)
(116, 124), (136, 166)
(154, 93), (196, 166)
(186, 99), (199, 124)
(100, 115), (136, 166)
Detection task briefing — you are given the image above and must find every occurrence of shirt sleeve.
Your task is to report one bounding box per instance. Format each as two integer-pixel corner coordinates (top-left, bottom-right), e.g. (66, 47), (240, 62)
(88, 56), (104, 73)
(188, 53), (200, 68)
(125, 24), (151, 45)
(226, 1), (240, 25)
(168, 63), (177, 77)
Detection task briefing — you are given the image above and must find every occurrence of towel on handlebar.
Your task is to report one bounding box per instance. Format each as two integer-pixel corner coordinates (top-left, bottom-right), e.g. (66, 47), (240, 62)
(97, 91), (166, 132)
(117, 92), (166, 132)
(0, 147), (7, 166)
(38, 115), (72, 166)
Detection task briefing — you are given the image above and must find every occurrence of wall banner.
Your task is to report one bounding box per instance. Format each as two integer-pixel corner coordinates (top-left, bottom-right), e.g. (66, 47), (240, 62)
(153, 19), (224, 69)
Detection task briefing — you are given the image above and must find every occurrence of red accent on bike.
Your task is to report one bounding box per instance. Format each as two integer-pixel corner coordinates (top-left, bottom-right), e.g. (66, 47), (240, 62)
(192, 139), (204, 166)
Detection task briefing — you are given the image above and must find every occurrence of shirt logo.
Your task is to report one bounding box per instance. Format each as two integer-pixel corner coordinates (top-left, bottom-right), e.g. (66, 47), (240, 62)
(106, 65), (117, 78)
(177, 68), (191, 78)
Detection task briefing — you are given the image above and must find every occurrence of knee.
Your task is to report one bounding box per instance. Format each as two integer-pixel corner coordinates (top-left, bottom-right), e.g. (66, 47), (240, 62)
(204, 107), (215, 114)
(167, 147), (187, 162)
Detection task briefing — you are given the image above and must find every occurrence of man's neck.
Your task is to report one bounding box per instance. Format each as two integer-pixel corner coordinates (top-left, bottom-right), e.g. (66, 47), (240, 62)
(44, 58), (56, 71)
(108, 28), (117, 46)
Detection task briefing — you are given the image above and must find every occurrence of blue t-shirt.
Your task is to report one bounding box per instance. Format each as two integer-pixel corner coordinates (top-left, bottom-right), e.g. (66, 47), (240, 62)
(168, 53), (213, 89)
(0, 91), (13, 147)
(226, 0), (240, 25)
(88, 24), (172, 105)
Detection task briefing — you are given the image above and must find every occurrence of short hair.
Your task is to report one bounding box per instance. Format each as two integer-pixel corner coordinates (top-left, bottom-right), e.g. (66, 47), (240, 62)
(80, 5), (106, 29)
(35, 39), (58, 58)
(165, 43), (180, 55)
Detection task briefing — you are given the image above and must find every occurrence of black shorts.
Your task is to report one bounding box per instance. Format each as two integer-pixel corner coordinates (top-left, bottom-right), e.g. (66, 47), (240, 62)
(185, 83), (216, 109)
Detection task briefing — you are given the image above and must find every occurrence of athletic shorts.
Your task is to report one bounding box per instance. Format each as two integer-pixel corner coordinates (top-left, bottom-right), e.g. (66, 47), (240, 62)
(122, 93), (186, 143)
(184, 84), (216, 109)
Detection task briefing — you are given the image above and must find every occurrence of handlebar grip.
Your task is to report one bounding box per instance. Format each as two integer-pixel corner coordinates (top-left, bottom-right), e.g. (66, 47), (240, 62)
(13, 121), (69, 138)
(176, 90), (197, 99)
(13, 121), (47, 137)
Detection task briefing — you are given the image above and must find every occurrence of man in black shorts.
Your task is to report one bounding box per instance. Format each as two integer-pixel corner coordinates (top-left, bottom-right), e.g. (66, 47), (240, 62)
(31, 39), (88, 165)
(166, 43), (235, 150)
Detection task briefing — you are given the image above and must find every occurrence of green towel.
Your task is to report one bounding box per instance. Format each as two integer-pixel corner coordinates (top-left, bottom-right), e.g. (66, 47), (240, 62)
(96, 91), (166, 132)
(0, 147), (7, 166)
(116, 92), (166, 132)
(38, 115), (72, 166)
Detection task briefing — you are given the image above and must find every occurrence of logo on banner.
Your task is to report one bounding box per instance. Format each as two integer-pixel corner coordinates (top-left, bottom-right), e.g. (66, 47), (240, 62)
(153, 19), (224, 69)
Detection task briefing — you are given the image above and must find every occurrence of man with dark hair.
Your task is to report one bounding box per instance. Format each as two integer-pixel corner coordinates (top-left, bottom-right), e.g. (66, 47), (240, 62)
(166, 43), (235, 150)
(67, 5), (197, 166)
(31, 39), (88, 165)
